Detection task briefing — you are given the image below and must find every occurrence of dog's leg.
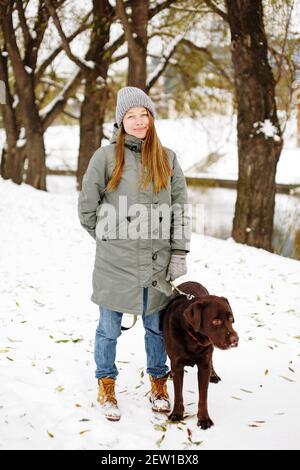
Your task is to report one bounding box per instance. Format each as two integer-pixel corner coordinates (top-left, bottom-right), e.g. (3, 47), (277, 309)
(197, 359), (214, 429)
(169, 364), (184, 422)
(210, 361), (221, 383)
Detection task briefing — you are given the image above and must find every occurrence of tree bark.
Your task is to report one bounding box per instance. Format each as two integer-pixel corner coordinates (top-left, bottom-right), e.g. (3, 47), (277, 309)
(1, 1), (47, 189)
(116, 0), (149, 90)
(77, 0), (113, 190)
(226, 0), (283, 251)
(0, 47), (18, 180)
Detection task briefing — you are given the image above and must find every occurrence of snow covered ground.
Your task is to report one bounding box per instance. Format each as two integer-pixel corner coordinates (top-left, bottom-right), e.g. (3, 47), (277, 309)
(0, 176), (299, 450)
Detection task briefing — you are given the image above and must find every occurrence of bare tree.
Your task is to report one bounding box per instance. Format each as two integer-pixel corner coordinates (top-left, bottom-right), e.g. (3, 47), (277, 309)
(0, 0), (90, 189)
(225, 0), (283, 251)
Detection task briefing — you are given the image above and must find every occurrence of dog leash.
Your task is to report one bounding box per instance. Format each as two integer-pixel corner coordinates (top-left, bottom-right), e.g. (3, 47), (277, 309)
(121, 281), (194, 331)
(170, 281), (195, 301)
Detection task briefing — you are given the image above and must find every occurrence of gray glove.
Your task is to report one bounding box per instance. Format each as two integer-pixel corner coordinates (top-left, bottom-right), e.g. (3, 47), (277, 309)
(166, 253), (187, 281)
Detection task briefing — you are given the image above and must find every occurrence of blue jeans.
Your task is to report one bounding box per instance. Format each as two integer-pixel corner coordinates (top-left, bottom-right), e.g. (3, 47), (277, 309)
(94, 288), (169, 379)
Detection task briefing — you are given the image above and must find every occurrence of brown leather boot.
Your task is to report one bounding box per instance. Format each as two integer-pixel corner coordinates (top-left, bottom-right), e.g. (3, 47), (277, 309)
(97, 377), (121, 422)
(149, 375), (171, 413)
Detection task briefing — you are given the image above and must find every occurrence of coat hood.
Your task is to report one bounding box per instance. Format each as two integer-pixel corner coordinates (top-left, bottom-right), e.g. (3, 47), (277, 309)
(110, 123), (144, 153)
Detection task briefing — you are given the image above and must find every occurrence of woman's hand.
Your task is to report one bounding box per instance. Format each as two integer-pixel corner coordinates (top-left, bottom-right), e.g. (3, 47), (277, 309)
(166, 253), (187, 282)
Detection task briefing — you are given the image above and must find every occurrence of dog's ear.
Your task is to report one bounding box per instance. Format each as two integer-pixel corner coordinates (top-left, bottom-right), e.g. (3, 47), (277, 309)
(183, 301), (206, 333)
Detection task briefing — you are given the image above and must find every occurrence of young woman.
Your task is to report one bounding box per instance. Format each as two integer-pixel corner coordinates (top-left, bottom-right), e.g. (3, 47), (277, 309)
(78, 86), (190, 421)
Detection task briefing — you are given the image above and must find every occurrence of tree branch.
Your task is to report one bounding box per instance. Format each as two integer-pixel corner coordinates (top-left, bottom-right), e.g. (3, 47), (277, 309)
(146, 37), (181, 91)
(181, 38), (233, 87)
(45, 0), (92, 73)
(203, 0), (228, 22)
(34, 13), (92, 85)
(148, 0), (177, 19)
(41, 69), (83, 131)
(16, 0), (31, 51)
(115, 0), (137, 53)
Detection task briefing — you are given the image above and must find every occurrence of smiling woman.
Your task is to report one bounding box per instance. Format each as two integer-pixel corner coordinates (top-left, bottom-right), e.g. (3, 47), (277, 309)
(78, 86), (190, 423)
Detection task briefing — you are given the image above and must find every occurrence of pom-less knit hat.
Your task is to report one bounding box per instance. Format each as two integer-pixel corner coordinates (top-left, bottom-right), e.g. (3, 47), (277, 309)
(115, 86), (156, 128)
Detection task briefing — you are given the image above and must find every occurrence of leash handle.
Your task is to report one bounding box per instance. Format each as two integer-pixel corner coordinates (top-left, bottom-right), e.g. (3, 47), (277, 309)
(121, 314), (138, 331)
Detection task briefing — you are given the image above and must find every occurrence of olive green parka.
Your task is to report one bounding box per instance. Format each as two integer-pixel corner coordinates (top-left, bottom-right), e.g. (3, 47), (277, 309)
(78, 124), (190, 315)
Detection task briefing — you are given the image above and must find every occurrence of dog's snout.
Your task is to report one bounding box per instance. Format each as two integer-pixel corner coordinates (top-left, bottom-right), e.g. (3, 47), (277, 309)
(229, 334), (239, 347)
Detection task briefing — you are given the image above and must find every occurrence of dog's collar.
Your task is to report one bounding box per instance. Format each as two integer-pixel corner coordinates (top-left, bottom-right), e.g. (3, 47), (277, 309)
(170, 281), (195, 301)
(186, 330), (211, 347)
(187, 330), (199, 342)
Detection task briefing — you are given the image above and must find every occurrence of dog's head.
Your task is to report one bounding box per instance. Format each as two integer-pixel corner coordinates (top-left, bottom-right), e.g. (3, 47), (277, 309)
(183, 295), (239, 350)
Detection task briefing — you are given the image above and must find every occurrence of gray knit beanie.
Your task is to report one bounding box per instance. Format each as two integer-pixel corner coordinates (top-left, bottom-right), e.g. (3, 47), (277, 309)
(115, 86), (156, 128)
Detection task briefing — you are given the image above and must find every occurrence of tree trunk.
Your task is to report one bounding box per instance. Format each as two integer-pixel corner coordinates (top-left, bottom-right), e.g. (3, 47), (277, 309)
(77, 0), (113, 190)
(116, 0), (148, 91)
(127, 0), (148, 89)
(0, 45), (19, 180)
(1, 2), (47, 190)
(77, 79), (108, 189)
(226, 0), (283, 252)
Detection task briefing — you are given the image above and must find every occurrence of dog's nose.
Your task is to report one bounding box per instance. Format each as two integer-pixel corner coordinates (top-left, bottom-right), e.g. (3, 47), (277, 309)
(229, 334), (239, 347)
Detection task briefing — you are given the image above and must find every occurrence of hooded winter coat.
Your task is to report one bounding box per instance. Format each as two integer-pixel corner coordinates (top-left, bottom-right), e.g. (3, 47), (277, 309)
(78, 124), (190, 315)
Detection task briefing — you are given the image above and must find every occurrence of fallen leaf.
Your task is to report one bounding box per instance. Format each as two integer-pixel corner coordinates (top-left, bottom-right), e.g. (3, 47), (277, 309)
(79, 429), (91, 435)
(7, 337), (22, 343)
(47, 430), (54, 438)
(279, 375), (295, 382)
(154, 424), (167, 432)
(156, 434), (165, 448)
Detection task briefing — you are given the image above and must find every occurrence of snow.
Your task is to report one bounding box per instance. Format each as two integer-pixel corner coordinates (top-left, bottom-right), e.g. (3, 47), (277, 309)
(253, 119), (281, 141)
(0, 176), (299, 450)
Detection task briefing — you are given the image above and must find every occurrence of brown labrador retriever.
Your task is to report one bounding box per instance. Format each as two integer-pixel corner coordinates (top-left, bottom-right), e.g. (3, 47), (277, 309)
(162, 281), (239, 429)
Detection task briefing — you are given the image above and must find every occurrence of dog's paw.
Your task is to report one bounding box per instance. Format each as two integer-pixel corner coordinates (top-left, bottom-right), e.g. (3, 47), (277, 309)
(168, 412), (183, 422)
(197, 416), (214, 429)
(210, 371), (221, 383)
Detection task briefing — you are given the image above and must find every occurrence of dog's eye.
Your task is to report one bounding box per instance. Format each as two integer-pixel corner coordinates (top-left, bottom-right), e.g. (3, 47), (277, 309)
(212, 319), (222, 326)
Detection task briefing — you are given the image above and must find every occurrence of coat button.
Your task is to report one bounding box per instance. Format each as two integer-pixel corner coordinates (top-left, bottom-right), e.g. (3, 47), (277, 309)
(152, 280), (157, 287)
(152, 253), (157, 260)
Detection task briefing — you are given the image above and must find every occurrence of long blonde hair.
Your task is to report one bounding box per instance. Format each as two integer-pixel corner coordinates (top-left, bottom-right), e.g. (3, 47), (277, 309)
(105, 110), (172, 194)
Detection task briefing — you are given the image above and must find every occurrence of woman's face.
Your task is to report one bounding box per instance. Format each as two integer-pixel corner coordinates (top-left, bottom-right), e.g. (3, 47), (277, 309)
(122, 106), (149, 139)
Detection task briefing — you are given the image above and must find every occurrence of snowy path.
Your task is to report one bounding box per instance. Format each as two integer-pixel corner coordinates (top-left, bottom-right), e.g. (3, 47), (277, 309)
(0, 177), (299, 450)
